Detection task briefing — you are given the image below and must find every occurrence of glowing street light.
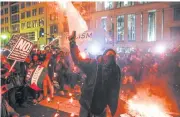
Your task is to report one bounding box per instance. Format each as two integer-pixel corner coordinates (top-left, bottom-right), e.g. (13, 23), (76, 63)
(1, 35), (7, 40)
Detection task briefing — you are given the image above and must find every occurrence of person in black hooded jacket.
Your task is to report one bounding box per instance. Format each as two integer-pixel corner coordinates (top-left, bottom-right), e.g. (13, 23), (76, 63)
(69, 31), (121, 117)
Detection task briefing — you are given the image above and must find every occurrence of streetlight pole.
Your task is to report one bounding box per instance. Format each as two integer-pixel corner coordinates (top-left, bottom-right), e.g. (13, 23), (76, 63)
(46, 4), (48, 45)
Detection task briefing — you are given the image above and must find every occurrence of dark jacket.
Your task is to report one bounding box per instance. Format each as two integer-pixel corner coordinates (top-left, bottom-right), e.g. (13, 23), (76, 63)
(70, 42), (121, 116)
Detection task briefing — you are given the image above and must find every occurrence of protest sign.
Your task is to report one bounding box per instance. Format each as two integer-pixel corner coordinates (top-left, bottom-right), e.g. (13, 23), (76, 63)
(7, 34), (28, 50)
(76, 31), (92, 41)
(7, 36), (33, 62)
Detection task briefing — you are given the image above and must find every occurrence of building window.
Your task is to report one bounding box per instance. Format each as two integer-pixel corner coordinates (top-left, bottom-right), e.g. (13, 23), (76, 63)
(21, 12), (25, 19)
(174, 7), (180, 21)
(5, 17), (8, 23)
(11, 14), (19, 23)
(27, 21), (31, 28)
(1, 10), (4, 15)
(5, 27), (8, 32)
(39, 18), (44, 27)
(104, 2), (113, 10)
(32, 20), (38, 27)
(12, 24), (20, 33)
(21, 2), (25, 9)
(148, 11), (156, 42)
(128, 14), (136, 41)
(26, 11), (31, 18)
(23, 32), (35, 41)
(96, 2), (104, 11)
(11, 4), (19, 14)
(139, 2), (150, 4)
(1, 27), (4, 33)
(101, 17), (107, 30)
(127, 2), (135, 6)
(32, 9), (37, 16)
(26, 2), (31, 7)
(1, 2), (8, 7)
(50, 13), (58, 20)
(50, 24), (58, 34)
(32, 2), (38, 5)
(117, 2), (124, 8)
(39, 7), (44, 15)
(21, 23), (26, 29)
(1, 18), (4, 24)
(117, 15), (124, 41)
(4, 8), (8, 14)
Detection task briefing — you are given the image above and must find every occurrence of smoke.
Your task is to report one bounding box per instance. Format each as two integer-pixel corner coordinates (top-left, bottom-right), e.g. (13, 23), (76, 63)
(57, 1), (88, 36)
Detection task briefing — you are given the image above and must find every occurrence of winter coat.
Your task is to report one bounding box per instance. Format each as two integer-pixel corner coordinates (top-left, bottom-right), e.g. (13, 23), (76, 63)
(70, 42), (121, 116)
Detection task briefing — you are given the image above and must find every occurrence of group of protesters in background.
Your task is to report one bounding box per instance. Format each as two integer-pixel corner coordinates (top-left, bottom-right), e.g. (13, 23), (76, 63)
(1, 39), (180, 116)
(1, 44), (84, 117)
(116, 45), (180, 112)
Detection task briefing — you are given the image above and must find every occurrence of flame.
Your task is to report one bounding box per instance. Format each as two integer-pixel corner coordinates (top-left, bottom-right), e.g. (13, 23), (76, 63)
(120, 78), (178, 117)
(69, 97), (73, 103)
(80, 52), (86, 59)
(127, 97), (172, 117)
(47, 97), (51, 102)
(70, 113), (75, 117)
(69, 93), (72, 97)
(54, 113), (59, 117)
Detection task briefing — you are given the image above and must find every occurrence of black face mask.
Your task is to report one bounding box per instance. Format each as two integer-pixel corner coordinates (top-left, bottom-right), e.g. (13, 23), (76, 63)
(103, 55), (116, 66)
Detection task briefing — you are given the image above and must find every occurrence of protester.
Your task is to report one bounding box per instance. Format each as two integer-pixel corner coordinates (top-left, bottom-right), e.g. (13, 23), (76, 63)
(69, 31), (121, 117)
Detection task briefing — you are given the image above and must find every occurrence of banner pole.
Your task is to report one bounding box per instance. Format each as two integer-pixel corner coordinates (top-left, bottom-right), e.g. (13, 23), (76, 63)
(5, 60), (17, 79)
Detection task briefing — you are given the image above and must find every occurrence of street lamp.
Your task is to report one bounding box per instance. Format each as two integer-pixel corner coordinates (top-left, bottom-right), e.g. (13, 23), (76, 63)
(1, 34), (8, 46)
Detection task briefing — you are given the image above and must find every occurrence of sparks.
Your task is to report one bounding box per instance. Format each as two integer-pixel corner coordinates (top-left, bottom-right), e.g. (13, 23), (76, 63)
(126, 94), (172, 117)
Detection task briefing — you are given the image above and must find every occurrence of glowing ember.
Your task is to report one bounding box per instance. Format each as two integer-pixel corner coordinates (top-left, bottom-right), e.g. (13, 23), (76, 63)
(54, 113), (59, 117)
(80, 52), (86, 59)
(47, 97), (51, 102)
(71, 113), (74, 117)
(69, 93), (72, 97)
(70, 113), (75, 117)
(69, 97), (73, 103)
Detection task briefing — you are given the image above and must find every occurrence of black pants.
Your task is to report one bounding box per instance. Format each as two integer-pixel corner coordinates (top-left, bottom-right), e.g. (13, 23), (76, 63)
(28, 87), (40, 99)
(57, 73), (66, 91)
(16, 86), (28, 105)
(8, 88), (16, 110)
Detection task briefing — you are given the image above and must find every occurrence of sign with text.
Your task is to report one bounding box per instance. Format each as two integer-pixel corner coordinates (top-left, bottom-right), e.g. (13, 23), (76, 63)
(7, 36), (33, 62)
(76, 31), (92, 40)
(7, 34), (28, 50)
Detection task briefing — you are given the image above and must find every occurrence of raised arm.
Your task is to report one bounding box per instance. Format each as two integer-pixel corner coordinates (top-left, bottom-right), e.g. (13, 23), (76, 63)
(69, 31), (96, 74)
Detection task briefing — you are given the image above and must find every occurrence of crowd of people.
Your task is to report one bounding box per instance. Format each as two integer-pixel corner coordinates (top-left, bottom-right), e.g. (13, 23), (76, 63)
(1, 30), (180, 117)
(1, 44), (84, 117)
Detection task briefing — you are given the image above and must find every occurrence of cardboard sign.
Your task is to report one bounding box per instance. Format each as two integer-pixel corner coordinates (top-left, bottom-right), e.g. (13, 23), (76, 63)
(7, 36), (33, 62)
(7, 34), (28, 50)
(76, 31), (92, 40)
